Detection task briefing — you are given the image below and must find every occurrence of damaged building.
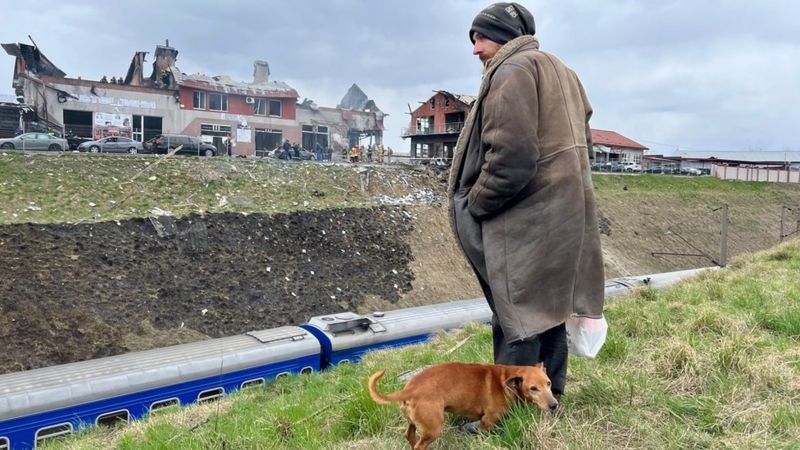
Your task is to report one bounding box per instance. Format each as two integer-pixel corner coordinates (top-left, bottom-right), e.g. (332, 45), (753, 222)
(2, 40), (384, 157)
(296, 83), (384, 154)
(401, 90), (474, 160)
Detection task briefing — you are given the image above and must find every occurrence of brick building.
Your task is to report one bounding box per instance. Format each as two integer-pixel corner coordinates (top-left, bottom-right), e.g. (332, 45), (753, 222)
(401, 91), (475, 160)
(402, 91), (647, 165)
(3, 41), (382, 157)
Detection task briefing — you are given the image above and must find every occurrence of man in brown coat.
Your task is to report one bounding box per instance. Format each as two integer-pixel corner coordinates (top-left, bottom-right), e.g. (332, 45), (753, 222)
(448, 2), (605, 402)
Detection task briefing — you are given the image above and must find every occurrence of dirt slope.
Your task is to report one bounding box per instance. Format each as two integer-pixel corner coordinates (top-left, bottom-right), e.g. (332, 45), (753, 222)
(1, 167), (799, 374)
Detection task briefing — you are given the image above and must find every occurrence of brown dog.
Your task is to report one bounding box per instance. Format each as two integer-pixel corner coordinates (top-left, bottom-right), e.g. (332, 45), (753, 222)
(368, 362), (558, 450)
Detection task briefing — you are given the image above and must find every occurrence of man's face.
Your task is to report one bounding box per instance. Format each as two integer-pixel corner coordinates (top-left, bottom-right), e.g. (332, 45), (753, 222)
(472, 32), (502, 63)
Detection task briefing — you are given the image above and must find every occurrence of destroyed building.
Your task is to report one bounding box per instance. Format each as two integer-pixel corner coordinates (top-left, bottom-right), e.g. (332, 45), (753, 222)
(401, 90), (474, 160)
(296, 83), (384, 153)
(2, 41), (384, 157)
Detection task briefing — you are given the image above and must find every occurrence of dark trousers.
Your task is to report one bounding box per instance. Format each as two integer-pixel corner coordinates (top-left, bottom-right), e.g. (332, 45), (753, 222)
(480, 279), (568, 396)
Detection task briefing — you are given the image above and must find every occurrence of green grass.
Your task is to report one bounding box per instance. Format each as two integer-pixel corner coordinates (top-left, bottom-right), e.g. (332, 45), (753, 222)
(4, 153), (798, 226)
(43, 241), (800, 449)
(0, 153), (437, 224)
(592, 172), (776, 194)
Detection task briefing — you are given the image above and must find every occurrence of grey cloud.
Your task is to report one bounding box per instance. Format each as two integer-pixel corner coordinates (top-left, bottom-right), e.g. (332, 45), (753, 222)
(1, 0), (797, 153)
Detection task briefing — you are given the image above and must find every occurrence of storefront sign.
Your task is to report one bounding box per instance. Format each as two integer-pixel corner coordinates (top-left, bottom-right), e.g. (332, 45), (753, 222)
(94, 112), (132, 128)
(237, 127), (252, 143)
(78, 95), (156, 110)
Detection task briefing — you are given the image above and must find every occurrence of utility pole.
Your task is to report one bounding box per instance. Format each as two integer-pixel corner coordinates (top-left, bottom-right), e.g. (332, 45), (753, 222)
(720, 203), (729, 267)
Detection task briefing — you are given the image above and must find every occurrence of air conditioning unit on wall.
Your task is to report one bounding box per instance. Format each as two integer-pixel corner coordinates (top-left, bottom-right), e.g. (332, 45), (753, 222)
(245, 97), (255, 104)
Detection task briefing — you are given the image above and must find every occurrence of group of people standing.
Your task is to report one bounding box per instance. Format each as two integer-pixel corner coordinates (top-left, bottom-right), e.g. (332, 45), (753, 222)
(272, 139), (394, 164)
(274, 140), (333, 161)
(348, 144), (392, 164)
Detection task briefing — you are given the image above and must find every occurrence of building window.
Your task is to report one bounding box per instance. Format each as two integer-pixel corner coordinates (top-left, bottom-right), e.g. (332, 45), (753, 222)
(416, 116), (433, 134)
(254, 98), (267, 115)
(209, 94), (228, 112)
(302, 124), (329, 149)
(431, 98), (436, 109)
(193, 91), (205, 109)
(255, 128), (283, 156)
(269, 99), (282, 117)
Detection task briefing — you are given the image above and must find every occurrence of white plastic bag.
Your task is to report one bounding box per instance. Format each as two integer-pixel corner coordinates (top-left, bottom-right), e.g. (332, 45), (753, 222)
(565, 315), (608, 358)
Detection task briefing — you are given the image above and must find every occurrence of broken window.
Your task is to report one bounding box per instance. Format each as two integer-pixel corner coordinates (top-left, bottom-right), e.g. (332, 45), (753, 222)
(301, 124), (328, 149)
(431, 98), (435, 109)
(209, 94), (228, 112)
(254, 98), (267, 115)
(269, 100), (282, 117)
(416, 116), (433, 134)
(255, 128), (282, 156)
(193, 91), (206, 109)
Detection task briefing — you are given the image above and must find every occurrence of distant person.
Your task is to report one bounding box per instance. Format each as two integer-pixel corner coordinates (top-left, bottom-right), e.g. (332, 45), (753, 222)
(376, 144), (385, 163)
(386, 146), (393, 163)
(350, 145), (359, 163)
(315, 142), (323, 161)
(448, 2), (604, 423)
(282, 140), (291, 160)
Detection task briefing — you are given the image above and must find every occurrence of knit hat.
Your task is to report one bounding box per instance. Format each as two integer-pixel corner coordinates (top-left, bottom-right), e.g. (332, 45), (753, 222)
(470, 2), (535, 45)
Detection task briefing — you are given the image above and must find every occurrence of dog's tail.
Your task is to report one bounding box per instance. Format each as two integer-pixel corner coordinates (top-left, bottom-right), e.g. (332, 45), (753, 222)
(368, 369), (405, 405)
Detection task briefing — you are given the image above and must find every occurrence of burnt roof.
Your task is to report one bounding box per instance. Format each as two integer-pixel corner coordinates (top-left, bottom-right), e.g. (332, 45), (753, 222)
(1, 42), (66, 78)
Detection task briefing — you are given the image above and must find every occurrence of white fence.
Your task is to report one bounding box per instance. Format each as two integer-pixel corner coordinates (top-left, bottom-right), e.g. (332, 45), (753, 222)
(713, 164), (800, 184)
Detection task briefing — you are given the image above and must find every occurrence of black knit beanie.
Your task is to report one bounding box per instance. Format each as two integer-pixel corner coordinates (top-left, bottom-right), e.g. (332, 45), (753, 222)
(470, 2), (535, 45)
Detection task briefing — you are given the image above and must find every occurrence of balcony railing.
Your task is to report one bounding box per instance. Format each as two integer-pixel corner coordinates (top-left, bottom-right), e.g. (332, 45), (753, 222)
(401, 122), (465, 137)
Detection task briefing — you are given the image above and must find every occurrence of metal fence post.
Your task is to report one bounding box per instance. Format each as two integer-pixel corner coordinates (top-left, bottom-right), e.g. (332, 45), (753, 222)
(780, 206), (787, 242)
(720, 203), (729, 267)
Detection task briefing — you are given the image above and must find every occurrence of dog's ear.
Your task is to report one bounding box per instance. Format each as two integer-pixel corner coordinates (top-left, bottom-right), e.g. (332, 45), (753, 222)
(505, 376), (523, 389)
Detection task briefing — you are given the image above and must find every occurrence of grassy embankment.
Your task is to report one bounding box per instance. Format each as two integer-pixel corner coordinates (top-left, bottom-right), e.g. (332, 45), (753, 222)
(44, 240), (800, 449)
(0, 152), (437, 225)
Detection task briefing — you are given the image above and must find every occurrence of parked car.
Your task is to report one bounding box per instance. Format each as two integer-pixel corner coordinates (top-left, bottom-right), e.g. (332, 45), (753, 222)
(269, 147), (314, 161)
(78, 136), (143, 154)
(0, 132), (67, 151)
(623, 163), (642, 173)
(66, 134), (93, 150)
(608, 162), (625, 172)
(144, 134), (216, 157)
(681, 167), (702, 176)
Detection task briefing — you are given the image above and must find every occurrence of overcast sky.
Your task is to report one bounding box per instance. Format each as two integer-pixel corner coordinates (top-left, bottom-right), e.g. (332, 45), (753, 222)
(1, 0), (798, 155)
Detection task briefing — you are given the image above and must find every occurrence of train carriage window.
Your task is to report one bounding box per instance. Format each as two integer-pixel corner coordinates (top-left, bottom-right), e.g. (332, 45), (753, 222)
(241, 378), (265, 389)
(150, 398), (180, 412)
(198, 387), (225, 403)
(300, 366), (314, 375)
(96, 410), (130, 427)
(275, 372), (290, 379)
(35, 423), (73, 447)
(0, 437), (8, 450)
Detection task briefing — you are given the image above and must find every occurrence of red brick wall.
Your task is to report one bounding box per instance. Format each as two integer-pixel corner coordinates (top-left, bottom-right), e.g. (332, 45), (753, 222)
(409, 92), (470, 133)
(179, 88), (296, 120)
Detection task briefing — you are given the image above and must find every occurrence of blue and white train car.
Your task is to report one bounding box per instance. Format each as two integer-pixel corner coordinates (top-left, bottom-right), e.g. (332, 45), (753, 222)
(0, 268), (712, 449)
(0, 326), (319, 449)
(302, 298), (492, 367)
